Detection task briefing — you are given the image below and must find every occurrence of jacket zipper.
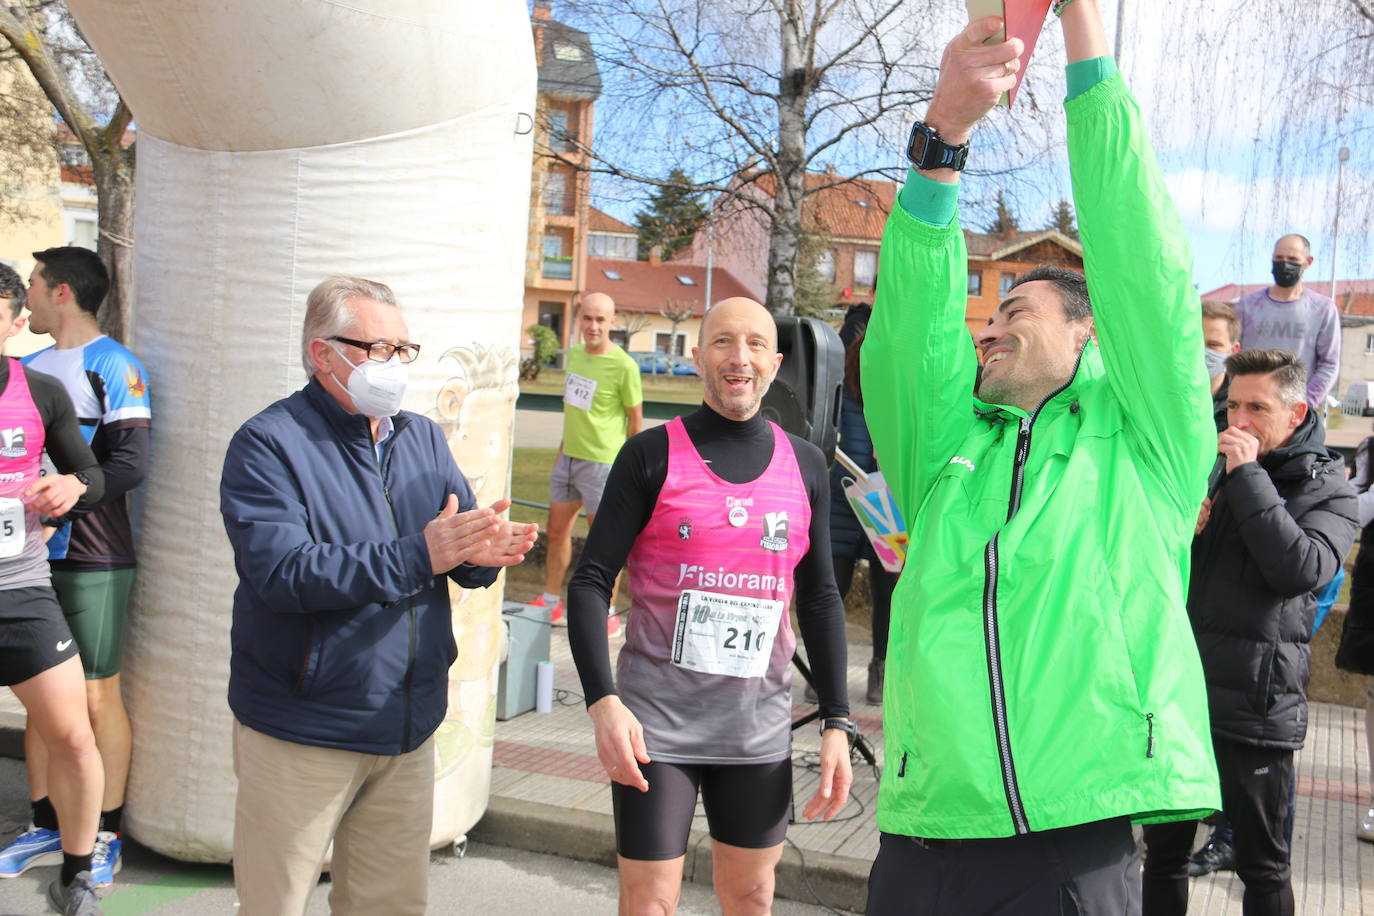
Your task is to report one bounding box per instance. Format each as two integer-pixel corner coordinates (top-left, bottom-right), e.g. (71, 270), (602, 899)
(981, 351), (1085, 836)
(372, 439), (413, 750)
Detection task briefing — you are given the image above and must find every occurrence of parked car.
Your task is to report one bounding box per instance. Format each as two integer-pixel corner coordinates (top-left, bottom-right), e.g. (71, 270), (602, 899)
(1343, 381), (1374, 417)
(633, 353), (698, 376)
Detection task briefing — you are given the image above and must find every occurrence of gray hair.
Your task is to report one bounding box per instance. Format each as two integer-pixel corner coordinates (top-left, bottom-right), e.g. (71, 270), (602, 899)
(301, 275), (400, 375)
(1225, 348), (1307, 407)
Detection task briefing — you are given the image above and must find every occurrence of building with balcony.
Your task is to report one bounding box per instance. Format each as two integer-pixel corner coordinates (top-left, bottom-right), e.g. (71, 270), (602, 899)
(522, 1), (601, 352)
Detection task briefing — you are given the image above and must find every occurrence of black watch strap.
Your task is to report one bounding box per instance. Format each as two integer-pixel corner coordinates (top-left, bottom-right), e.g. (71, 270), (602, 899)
(907, 121), (969, 172)
(820, 717), (857, 745)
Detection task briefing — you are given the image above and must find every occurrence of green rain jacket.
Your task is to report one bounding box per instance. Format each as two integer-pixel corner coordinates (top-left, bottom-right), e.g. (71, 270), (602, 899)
(862, 68), (1222, 839)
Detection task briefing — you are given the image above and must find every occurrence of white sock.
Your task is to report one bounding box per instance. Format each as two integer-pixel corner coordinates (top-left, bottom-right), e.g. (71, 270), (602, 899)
(608, 606), (616, 618)
(543, 592), (561, 606)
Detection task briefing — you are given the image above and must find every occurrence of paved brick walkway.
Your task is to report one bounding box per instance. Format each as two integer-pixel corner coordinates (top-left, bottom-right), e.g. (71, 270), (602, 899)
(488, 622), (1374, 914)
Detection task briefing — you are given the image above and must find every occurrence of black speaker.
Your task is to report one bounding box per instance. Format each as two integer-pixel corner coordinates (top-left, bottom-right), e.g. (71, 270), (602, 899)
(761, 316), (844, 464)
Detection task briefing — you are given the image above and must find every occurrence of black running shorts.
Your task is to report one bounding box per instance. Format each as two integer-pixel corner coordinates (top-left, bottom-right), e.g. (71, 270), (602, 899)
(611, 758), (793, 861)
(0, 586), (81, 686)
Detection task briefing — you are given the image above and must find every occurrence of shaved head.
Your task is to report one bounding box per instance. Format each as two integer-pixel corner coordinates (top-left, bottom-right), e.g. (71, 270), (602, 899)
(694, 297), (781, 420)
(582, 291), (616, 315)
(699, 297), (775, 349)
(578, 291), (616, 354)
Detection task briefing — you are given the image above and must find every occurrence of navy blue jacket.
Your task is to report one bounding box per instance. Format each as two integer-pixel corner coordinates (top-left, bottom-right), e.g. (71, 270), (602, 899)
(220, 380), (497, 755)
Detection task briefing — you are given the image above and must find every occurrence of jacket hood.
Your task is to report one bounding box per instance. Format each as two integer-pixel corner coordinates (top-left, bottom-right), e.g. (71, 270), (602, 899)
(1260, 409), (1341, 480)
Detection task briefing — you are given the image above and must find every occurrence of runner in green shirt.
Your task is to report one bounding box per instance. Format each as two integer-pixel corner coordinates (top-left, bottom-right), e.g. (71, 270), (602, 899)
(531, 292), (642, 635)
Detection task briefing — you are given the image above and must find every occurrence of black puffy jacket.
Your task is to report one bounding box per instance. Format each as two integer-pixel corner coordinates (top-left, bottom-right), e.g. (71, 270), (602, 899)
(1187, 410), (1358, 749)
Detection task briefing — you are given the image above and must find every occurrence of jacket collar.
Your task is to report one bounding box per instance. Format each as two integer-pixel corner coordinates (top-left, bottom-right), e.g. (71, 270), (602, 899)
(303, 376), (411, 443)
(1261, 409), (1341, 480)
(973, 338), (1103, 422)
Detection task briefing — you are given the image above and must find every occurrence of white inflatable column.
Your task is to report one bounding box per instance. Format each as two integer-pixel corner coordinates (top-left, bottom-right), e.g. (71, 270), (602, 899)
(65, 0), (535, 861)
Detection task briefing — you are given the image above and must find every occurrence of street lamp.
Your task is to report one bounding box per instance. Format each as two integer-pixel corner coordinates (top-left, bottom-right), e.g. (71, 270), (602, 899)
(1332, 145), (1351, 307)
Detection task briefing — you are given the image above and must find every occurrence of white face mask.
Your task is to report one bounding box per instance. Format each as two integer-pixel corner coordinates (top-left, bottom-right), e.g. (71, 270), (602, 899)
(1204, 348), (1228, 380)
(328, 340), (408, 418)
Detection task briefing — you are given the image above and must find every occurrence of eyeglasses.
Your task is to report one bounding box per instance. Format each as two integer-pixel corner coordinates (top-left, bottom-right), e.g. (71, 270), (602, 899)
(330, 336), (421, 364)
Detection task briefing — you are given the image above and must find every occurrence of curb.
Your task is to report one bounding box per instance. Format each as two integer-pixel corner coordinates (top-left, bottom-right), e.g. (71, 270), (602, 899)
(0, 714), (23, 760)
(469, 795), (868, 913)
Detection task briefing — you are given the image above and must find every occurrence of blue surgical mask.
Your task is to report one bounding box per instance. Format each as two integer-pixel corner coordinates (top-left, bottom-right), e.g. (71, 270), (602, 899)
(1204, 348), (1228, 380)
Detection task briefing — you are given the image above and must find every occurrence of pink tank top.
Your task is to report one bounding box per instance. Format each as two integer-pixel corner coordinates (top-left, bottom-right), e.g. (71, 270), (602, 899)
(0, 360), (50, 586)
(617, 416), (811, 764)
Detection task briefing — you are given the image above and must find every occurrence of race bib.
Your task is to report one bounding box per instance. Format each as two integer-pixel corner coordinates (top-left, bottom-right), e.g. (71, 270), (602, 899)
(671, 588), (783, 679)
(0, 498), (26, 559)
(563, 372), (598, 410)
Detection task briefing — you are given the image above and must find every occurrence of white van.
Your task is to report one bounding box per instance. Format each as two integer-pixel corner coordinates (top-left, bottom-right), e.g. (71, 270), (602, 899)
(1342, 381), (1374, 417)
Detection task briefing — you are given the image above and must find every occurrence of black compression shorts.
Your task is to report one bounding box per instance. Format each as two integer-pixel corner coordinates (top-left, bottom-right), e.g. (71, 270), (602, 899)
(611, 758), (792, 861)
(0, 586), (80, 686)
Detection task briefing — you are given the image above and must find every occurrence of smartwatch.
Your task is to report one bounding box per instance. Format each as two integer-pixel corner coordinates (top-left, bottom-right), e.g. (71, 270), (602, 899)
(820, 717), (858, 747)
(906, 121), (969, 172)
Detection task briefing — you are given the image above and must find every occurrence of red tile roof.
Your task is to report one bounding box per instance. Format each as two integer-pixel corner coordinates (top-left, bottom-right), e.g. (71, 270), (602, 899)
(1202, 280), (1374, 302)
(588, 206), (636, 234)
(585, 258), (754, 315)
(737, 171), (1082, 262)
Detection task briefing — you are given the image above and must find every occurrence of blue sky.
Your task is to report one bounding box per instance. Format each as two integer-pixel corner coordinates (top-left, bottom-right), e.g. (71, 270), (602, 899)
(575, 0), (1373, 297)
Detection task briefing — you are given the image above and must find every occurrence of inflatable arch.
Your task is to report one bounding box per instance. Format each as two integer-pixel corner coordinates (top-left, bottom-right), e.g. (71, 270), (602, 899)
(64, 0), (536, 861)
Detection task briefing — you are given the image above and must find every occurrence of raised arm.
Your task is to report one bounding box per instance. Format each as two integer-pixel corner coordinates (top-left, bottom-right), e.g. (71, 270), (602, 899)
(862, 19), (1022, 513)
(1060, 0), (1214, 508)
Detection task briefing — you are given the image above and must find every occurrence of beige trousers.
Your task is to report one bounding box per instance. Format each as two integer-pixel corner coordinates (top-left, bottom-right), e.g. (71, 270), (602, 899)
(232, 720), (435, 916)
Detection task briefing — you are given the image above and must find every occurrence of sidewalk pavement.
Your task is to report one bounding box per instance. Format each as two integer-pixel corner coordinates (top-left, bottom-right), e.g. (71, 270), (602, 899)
(3, 621), (1374, 914)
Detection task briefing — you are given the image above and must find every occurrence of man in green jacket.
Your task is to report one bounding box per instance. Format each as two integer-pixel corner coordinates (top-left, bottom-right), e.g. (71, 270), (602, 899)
(862, 2), (1220, 911)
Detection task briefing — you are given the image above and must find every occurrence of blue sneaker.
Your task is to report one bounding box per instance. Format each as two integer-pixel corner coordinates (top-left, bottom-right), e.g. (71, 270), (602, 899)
(0, 824), (62, 877)
(90, 832), (120, 888)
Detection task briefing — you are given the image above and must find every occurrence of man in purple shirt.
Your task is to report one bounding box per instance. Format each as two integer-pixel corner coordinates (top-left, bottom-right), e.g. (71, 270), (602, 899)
(1235, 234), (1341, 409)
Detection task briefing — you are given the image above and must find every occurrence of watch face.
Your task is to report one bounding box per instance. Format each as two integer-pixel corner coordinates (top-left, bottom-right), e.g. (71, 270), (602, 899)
(907, 128), (931, 167)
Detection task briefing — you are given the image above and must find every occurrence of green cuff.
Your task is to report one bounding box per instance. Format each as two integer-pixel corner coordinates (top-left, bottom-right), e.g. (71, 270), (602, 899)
(896, 167), (960, 227)
(1065, 56), (1117, 101)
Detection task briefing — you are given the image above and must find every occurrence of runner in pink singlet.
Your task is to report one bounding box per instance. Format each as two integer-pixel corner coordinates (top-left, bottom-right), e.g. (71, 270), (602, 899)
(568, 297), (853, 915)
(0, 263), (108, 914)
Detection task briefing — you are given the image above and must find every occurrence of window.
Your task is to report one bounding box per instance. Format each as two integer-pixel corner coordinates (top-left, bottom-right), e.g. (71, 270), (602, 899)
(548, 110), (573, 152)
(609, 329), (630, 347)
(69, 217), (98, 251)
(817, 248), (836, 283)
(999, 271), (1016, 298)
(601, 268), (622, 281)
(967, 270), (982, 297)
(553, 42), (584, 61)
(544, 171), (567, 215)
(676, 275), (697, 286)
(1366, 333), (1374, 355)
(655, 332), (685, 356)
(538, 301), (564, 348)
(854, 250), (877, 288)
(542, 234), (572, 279)
(588, 233), (637, 260)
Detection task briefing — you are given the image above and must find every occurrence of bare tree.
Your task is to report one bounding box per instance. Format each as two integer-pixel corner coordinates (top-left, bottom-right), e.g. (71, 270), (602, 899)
(614, 309), (655, 350)
(551, 1), (1019, 315)
(0, 2), (134, 341)
(659, 298), (697, 364)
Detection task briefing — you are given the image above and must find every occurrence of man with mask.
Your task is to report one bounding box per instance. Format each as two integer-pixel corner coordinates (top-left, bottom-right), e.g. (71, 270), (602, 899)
(1235, 235), (1339, 410)
(220, 276), (538, 915)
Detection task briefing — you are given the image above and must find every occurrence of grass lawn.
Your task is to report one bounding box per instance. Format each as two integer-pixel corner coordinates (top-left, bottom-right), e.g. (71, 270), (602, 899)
(509, 446), (589, 537)
(522, 368), (701, 405)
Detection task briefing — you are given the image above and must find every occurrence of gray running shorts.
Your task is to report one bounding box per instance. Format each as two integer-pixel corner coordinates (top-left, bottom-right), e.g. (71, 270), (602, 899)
(550, 452), (612, 516)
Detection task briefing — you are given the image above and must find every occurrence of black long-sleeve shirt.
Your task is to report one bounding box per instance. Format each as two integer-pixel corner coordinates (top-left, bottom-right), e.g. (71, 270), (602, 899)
(0, 359), (104, 514)
(567, 404), (850, 720)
